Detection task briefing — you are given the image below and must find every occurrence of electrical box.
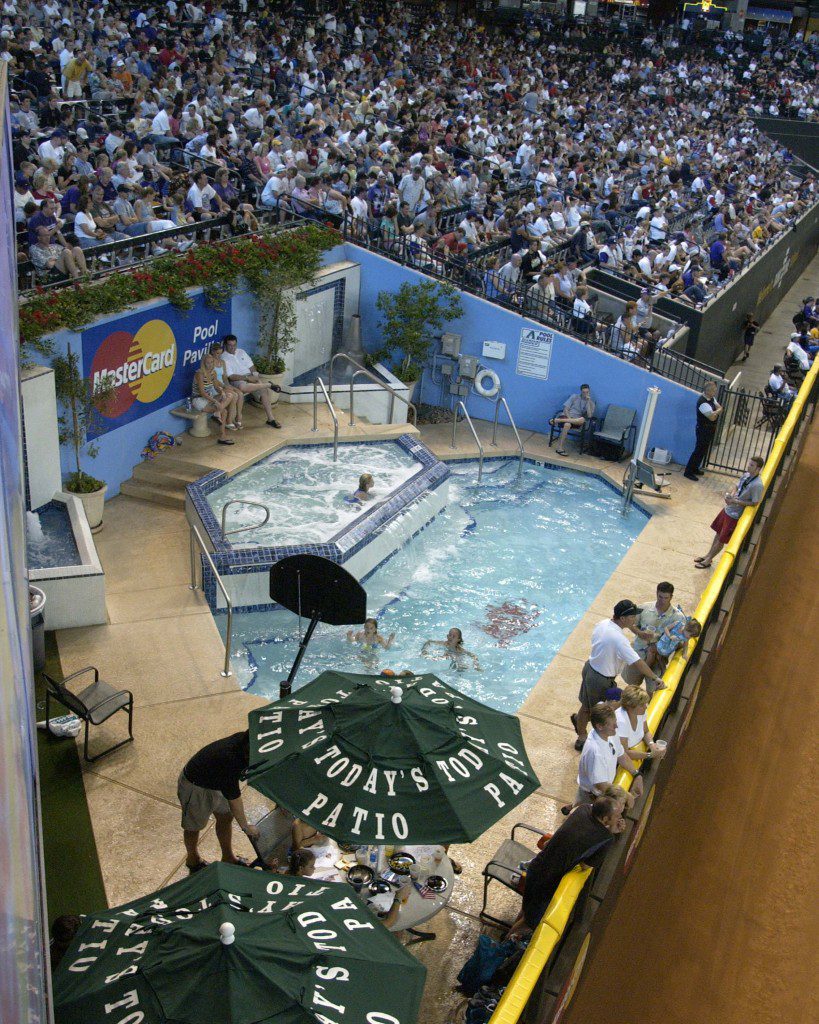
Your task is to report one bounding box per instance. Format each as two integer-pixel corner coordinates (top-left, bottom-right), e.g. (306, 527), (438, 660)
(441, 361), (454, 377)
(449, 382), (462, 396)
(457, 383), (471, 397)
(441, 332), (462, 357)
(458, 354), (479, 378)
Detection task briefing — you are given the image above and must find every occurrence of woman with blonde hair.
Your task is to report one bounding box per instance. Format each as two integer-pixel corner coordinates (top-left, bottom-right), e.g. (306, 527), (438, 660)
(615, 685), (666, 798)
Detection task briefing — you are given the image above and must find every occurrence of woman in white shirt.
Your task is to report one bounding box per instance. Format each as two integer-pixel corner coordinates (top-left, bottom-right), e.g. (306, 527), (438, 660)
(615, 685), (665, 797)
(73, 196), (106, 248)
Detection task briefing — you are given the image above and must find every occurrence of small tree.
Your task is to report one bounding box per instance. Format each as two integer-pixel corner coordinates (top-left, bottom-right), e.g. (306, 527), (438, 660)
(52, 343), (116, 493)
(376, 281), (463, 383)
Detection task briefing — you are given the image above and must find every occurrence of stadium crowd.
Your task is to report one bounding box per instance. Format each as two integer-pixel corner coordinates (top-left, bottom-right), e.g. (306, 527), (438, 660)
(6, 0), (818, 303)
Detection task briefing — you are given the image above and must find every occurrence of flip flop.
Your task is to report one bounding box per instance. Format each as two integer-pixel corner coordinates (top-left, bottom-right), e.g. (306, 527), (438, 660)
(694, 561), (711, 569)
(218, 438), (235, 445)
(556, 449), (568, 456)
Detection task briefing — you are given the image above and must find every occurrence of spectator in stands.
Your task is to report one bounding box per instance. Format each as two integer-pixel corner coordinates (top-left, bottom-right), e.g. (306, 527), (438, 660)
(506, 795), (625, 937)
(221, 333), (282, 429)
(574, 702), (642, 806)
(550, 384), (596, 457)
(769, 364), (796, 403)
(622, 583), (685, 690)
(684, 381), (723, 481)
(615, 686), (666, 799)
(695, 456), (765, 568)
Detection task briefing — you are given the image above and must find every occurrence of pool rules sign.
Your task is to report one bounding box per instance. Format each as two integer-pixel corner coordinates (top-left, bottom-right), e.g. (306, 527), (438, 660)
(516, 327), (553, 380)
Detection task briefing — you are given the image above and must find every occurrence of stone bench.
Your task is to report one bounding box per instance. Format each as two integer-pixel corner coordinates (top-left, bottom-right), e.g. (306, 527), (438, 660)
(170, 405), (210, 438)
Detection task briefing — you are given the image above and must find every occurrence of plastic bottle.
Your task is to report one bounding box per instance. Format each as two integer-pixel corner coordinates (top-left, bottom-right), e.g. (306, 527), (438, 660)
(185, 397), (192, 412)
(368, 846), (379, 875)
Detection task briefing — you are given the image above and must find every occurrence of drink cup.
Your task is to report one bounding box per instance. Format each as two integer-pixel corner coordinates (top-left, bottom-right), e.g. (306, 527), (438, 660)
(654, 739), (667, 758)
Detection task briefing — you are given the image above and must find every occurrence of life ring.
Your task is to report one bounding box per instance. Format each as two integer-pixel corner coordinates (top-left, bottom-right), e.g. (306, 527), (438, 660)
(474, 367), (501, 399)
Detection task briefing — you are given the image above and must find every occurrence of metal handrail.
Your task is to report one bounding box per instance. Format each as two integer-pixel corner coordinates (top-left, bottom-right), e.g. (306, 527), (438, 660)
(220, 499), (271, 540)
(450, 401), (484, 482)
(491, 396), (525, 482)
(188, 522), (233, 677)
(312, 377), (339, 460)
(328, 352), (418, 427)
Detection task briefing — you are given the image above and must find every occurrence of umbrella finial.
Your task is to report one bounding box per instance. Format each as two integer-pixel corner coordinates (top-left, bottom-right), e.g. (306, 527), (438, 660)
(219, 922), (236, 945)
(390, 686), (403, 704)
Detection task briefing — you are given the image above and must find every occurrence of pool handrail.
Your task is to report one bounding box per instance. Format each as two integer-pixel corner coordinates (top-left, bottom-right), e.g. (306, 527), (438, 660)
(490, 396), (524, 482)
(451, 401), (484, 482)
(188, 522), (232, 678)
(327, 352), (418, 427)
(312, 377), (339, 461)
(219, 499), (271, 540)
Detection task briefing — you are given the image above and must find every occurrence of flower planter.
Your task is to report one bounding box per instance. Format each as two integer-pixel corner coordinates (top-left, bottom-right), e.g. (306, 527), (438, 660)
(70, 484), (107, 533)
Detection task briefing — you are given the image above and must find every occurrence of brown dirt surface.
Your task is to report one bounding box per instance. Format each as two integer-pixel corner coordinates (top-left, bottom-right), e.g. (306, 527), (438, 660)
(562, 416), (819, 1024)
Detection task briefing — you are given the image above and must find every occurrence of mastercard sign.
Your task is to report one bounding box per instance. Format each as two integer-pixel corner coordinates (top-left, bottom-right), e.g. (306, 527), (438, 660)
(82, 295), (230, 439)
(90, 321), (177, 418)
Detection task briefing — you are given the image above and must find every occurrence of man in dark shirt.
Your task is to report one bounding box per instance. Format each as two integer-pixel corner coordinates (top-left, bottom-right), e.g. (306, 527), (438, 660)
(177, 730), (260, 872)
(508, 796), (624, 935)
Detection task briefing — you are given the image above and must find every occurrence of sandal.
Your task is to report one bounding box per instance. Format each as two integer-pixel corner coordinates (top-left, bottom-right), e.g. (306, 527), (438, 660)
(556, 449), (568, 456)
(234, 421), (243, 429)
(218, 438), (235, 445)
(694, 559), (711, 568)
(187, 859), (210, 874)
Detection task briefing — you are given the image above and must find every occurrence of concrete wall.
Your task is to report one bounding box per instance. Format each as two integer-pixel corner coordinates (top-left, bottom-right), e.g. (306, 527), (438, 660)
(345, 244), (700, 464)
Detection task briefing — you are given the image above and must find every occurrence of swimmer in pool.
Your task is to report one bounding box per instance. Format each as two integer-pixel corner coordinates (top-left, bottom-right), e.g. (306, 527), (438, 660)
(422, 627), (481, 671)
(353, 473), (375, 502)
(347, 617), (395, 653)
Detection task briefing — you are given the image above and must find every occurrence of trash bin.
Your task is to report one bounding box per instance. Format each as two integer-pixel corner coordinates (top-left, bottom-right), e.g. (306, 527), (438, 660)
(29, 586), (46, 674)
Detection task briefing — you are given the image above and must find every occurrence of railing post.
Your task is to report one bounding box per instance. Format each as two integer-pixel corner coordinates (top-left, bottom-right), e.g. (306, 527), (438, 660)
(188, 528), (197, 590)
(491, 399), (501, 447)
(312, 380), (319, 432)
(349, 378), (356, 427)
(450, 409), (458, 449)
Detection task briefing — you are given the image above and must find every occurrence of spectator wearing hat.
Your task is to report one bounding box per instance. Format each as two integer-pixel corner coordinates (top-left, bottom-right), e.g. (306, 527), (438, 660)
(572, 601), (665, 751)
(695, 456), (765, 568)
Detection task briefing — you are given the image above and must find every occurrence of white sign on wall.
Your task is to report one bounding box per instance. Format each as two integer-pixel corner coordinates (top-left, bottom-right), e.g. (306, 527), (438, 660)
(516, 328), (554, 380)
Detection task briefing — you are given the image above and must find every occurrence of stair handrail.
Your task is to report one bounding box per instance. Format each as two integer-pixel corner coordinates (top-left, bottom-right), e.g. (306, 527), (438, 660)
(220, 499), (271, 540)
(490, 396), (525, 482)
(450, 401), (484, 482)
(328, 352), (417, 427)
(188, 522), (233, 678)
(312, 377), (339, 460)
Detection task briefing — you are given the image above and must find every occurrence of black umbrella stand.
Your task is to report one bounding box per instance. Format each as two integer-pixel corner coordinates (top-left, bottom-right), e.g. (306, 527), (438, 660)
(270, 554), (367, 698)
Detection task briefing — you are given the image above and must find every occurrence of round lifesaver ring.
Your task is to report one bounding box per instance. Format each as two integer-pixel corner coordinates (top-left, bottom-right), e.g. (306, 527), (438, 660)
(474, 367), (501, 399)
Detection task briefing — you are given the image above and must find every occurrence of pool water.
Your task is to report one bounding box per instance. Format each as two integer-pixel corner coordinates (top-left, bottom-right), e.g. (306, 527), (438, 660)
(26, 503), (81, 570)
(206, 441), (421, 546)
(222, 459), (649, 713)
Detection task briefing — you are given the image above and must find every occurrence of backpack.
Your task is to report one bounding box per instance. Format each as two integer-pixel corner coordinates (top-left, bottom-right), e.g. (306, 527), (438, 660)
(457, 935), (518, 997)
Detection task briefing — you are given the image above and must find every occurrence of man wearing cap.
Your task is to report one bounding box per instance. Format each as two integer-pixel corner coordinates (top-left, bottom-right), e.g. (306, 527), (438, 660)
(572, 601), (665, 751)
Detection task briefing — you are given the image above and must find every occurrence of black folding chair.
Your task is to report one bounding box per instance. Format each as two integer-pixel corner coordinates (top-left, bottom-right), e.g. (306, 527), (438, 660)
(43, 666), (133, 762)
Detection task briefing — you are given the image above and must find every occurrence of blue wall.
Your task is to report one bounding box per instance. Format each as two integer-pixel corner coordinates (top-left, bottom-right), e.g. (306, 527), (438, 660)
(344, 245), (698, 462)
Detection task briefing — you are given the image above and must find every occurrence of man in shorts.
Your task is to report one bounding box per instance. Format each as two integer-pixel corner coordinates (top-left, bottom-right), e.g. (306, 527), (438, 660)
(178, 729), (260, 872)
(572, 600), (665, 750)
(694, 456), (764, 568)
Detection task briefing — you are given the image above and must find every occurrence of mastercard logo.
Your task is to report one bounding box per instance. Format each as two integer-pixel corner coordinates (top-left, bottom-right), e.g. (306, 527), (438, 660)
(90, 320), (177, 418)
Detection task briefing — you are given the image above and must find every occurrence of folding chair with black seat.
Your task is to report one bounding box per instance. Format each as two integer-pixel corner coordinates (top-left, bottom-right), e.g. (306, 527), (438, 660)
(480, 822), (551, 927)
(755, 386), (788, 432)
(592, 404), (638, 461)
(43, 666), (133, 763)
(783, 352), (806, 385)
(548, 408), (594, 452)
(247, 807), (296, 870)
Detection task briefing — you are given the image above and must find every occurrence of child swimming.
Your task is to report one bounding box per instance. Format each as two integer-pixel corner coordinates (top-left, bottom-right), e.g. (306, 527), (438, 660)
(422, 627), (481, 671)
(347, 617), (395, 658)
(353, 473), (375, 502)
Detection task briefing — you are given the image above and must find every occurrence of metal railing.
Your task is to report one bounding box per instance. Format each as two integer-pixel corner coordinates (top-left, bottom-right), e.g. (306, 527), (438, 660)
(491, 396), (524, 482)
(220, 499), (270, 540)
(188, 522), (232, 678)
(328, 352), (417, 428)
(451, 401), (484, 482)
(312, 377), (339, 460)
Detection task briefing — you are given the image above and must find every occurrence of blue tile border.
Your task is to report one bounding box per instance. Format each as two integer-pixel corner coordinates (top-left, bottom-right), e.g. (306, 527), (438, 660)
(188, 435), (451, 610)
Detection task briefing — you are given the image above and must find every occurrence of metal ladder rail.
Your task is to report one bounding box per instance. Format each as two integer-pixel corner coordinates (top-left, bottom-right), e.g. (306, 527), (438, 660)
(490, 396), (525, 482)
(450, 401), (484, 482)
(328, 352), (418, 427)
(220, 499), (270, 540)
(312, 377), (339, 461)
(188, 522), (233, 678)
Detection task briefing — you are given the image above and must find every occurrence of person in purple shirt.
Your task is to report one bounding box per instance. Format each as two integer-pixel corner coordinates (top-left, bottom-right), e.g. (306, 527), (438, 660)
(27, 199), (61, 246)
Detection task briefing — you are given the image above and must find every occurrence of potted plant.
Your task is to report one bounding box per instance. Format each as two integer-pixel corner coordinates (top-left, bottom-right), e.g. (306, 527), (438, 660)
(250, 256), (308, 399)
(375, 281), (463, 403)
(52, 342), (116, 533)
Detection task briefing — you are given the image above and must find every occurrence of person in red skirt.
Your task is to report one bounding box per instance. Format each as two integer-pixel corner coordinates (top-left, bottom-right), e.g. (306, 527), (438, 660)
(695, 456), (765, 568)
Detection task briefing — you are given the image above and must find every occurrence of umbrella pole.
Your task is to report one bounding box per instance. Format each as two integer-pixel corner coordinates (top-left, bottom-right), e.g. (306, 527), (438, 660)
(279, 614), (320, 698)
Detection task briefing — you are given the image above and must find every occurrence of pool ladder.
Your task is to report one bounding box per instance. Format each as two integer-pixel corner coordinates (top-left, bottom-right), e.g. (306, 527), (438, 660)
(451, 397), (524, 484)
(312, 377), (338, 461)
(451, 402), (484, 482)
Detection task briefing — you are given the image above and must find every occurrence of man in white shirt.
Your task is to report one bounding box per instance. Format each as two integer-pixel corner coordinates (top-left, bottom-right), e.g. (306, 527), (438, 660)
(573, 704), (640, 806)
(150, 103), (176, 147)
(572, 601), (665, 750)
(186, 172), (218, 219)
(222, 334), (281, 428)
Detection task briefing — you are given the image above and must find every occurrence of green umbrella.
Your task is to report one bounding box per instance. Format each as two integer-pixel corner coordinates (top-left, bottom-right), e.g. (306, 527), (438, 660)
(247, 671), (540, 845)
(53, 862), (425, 1024)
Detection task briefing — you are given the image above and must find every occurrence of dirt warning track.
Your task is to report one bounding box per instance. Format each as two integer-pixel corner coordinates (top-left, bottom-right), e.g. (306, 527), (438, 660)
(562, 416), (819, 1024)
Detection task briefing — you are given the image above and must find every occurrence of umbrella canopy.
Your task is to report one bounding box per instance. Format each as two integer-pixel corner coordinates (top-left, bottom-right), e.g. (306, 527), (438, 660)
(247, 671), (540, 845)
(53, 862), (425, 1024)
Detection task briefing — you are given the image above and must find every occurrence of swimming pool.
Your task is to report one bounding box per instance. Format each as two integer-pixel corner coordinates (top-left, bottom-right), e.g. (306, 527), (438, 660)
(205, 441), (421, 546)
(220, 459), (649, 712)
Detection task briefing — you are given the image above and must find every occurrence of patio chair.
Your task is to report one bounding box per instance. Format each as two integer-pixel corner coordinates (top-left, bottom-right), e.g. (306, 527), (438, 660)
(592, 404), (638, 461)
(248, 807), (296, 870)
(480, 822), (551, 927)
(548, 409), (595, 452)
(43, 666), (133, 763)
